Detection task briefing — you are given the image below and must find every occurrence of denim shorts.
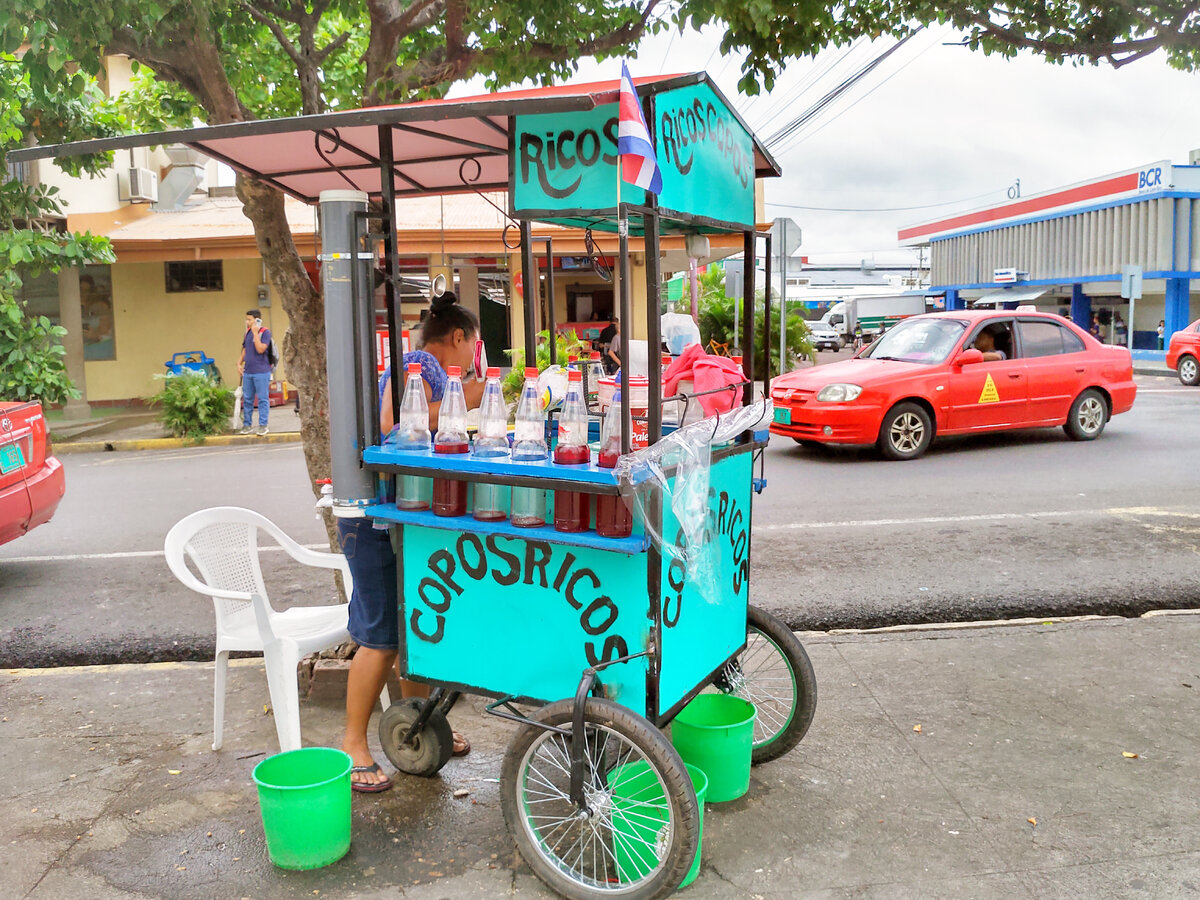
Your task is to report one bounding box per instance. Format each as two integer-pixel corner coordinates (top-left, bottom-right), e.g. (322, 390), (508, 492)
(337, 517), (398, 650)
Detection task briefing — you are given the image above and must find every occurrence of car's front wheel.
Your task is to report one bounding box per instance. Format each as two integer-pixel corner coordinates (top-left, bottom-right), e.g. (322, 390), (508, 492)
(1064, 388), (1108, 441)
(1178, 355), (1200, 386)
(877, 402), (933, 460)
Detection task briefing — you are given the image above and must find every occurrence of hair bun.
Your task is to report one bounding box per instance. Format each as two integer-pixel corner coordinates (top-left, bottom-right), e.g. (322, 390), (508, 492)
(430, 291), (459, 313)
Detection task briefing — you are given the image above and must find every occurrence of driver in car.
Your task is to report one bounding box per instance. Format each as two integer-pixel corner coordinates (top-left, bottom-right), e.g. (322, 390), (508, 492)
(974, 326), (1007, 361)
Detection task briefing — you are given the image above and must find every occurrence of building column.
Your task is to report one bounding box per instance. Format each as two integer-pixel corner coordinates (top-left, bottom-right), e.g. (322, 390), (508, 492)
(945, 289), (963, 311)
(1164, 277), (1191, 342)
(1070, 284), (1091, 330)
(57, 266), (91, 420)
(457, 265), (479, 319)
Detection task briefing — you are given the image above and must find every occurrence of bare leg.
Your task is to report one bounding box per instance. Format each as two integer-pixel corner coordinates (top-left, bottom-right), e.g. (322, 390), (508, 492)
(344, 646), (398, 787)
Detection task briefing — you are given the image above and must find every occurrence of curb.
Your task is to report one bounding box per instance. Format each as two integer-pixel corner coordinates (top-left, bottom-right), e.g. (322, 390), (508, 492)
(54, 431), (303, 454)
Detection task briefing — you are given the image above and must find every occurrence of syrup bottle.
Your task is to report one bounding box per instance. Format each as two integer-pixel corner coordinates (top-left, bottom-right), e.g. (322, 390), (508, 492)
(432, 366), (469, 516)
(510, 366), (548, 527)
(596, 388), (633, 538)
(389, 362), (432, 510)
(584, 351), (605, 410)
(553, 370), (591, 533)
(472, 366), (510, 522)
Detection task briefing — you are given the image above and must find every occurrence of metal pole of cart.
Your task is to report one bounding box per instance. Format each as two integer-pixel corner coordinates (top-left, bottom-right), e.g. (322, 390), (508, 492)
(379, 127), (404, 436)
(777, 219), (788, 378)
(743, 229), (756, 405)
(519, 220), (537, 362)
(618, 202), (632, 455)
(645, 210), (663, 444)
(763, 231), (773, 387)
(319, 189), (375, 514)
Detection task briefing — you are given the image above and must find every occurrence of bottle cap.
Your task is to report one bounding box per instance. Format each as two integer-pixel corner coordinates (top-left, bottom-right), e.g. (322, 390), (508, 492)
(406, 362), (421, 374)
(486, 366), (500, 378)
(447, 365), (461, 377)
(590, 351), (601, 359)
(568, 370), (582, 381)
(568, 355), (578, 363)
(524, 366), (538, 378)
(732, 356), (743, 365)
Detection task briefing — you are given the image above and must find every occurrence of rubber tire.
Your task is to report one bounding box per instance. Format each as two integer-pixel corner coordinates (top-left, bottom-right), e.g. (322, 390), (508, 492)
(1178, 355), (1200, 386)
(714, 606), (818, 764)
(877, 402), (933, 460)
(377, 698), (454, 777)
(1063, 388), (1108, 441)
(500, 697), (698, 900)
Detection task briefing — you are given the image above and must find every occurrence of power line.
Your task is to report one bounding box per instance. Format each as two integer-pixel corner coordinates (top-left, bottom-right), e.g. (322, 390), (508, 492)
(745, 37), (866, 133)
(763, 29), (924, 150)
(764, 186), (1006, 213)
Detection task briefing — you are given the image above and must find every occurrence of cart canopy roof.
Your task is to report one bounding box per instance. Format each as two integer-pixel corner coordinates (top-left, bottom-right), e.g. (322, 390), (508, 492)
(13, 71), (778, 232)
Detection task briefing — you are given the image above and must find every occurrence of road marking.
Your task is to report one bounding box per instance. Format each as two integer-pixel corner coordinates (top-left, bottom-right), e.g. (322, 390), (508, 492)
(3, 658), (264, 677)
(0, 542), (328, 564)
(79, 444), (298, 467)
(758, 509), (1110, 532)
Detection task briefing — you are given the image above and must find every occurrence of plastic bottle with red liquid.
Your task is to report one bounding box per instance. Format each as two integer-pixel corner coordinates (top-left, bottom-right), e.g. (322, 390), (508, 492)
(388, 362), (433, 510)
(596, 388), (633, 538)
(472, 366), (510, 522)
(553, 370), (591, 533)
(510, 367), (548, 527)
(584, 351), (605, 410)
(432, 366), (469, 517)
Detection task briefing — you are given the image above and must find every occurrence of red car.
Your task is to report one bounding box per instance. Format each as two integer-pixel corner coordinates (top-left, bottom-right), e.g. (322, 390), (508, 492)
(770, 310), (1137, 460)
(1165, 319), (1200, 385)
(0, 401), (66, 545)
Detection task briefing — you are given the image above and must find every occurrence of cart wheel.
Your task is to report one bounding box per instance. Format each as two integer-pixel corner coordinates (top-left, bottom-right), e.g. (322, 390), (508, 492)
(377, 698), (454, 777)
(712, 605), (817, 764)
(500, 697), (698, 900)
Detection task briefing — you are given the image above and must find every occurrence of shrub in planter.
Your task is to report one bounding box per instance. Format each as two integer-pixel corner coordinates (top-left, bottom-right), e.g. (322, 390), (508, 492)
(149, 371), (235, 441)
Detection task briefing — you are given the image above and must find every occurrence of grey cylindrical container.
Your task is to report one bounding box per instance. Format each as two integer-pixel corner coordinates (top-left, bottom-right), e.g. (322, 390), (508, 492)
(319, 189), (374, 516)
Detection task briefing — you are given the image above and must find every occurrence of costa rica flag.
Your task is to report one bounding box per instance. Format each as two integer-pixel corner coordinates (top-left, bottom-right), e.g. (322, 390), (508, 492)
(618, 61), (663, 195)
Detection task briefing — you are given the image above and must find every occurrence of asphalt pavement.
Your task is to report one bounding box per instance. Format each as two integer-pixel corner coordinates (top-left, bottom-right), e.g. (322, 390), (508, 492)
(4, 613), (1197, 898)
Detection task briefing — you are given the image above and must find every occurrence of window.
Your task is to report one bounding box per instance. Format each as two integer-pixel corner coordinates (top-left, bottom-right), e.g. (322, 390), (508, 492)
(1018, 320), (1083, 357)
(165, 260), (223, 292)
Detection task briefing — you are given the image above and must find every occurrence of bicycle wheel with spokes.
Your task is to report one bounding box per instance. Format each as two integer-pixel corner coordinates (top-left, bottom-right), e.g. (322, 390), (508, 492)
(712, 604), (817, 764)
(500, 697), (698, 900)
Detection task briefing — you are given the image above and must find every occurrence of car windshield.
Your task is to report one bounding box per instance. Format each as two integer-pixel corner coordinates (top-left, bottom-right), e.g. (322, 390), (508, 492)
(864, 318), (967, 364)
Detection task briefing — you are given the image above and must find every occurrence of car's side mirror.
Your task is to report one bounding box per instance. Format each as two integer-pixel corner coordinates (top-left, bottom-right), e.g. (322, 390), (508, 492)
(955, 348), (984, 368)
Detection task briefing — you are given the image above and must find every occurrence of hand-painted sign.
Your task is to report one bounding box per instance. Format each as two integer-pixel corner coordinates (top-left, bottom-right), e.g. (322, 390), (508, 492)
(401, 527), (649, 708)
(657, 452), (751, 713)
(653, 82), (755, 227)
(512, 105), (647, 213)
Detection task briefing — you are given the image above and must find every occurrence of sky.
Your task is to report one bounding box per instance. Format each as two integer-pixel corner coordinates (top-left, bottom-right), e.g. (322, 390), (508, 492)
(451, 22), (1200, 266)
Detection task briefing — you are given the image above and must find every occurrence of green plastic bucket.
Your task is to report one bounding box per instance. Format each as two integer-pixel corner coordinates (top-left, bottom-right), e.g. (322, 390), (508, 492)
(252, 747), (352, 870)
(679, 763), (708, 889)
(608, 761), (707, 888)
(671, 694), (756, 802)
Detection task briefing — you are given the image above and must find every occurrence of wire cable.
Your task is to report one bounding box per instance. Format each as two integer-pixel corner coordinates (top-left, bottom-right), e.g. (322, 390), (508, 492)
(764, 186), (1007, 213)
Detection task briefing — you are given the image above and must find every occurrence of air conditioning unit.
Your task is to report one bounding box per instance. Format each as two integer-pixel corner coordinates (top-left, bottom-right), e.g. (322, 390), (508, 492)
(125, 166), (159, 203)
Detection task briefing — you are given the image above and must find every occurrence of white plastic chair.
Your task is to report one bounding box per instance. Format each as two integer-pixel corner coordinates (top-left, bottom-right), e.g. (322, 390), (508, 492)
(164, 506), (388, 752)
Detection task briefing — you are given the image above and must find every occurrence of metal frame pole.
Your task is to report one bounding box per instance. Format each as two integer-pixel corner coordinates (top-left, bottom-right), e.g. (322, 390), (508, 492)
(378, 125), (403, 432)
(762, 231), (773, 387)
(519, 220), (537, 362)
(645, 212), (662, 443)
(742, 229), (755, 406)
(618, 203), (632, 454)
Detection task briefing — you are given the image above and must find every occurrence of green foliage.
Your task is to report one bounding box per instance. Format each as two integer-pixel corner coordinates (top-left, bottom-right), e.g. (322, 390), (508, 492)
(0, 298), (79, 405)
(502, 329), (589, 405)
(696, 267), (813, 380)
(148, 371), (235, 441)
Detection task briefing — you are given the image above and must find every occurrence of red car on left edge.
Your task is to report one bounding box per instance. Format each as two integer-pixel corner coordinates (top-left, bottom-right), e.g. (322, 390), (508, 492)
(1, 401), (66, 545)
(770, 310), (1137, 460)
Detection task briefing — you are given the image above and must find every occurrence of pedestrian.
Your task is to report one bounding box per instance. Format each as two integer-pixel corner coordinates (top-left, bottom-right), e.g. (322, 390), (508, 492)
(1090, 314), (1101, 340)
(340, 292), (482, 792)
(605, 319), (622, 374)
(1114, 312), (1127, 346)
(1158, 319), (1165, 350)
(853, 322), (863, 351)
(597, 318), (617, 372)
(238, 309), (272, 435)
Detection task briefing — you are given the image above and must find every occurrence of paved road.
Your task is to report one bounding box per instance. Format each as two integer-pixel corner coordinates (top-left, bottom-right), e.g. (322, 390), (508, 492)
(2, 374), (1197, 666)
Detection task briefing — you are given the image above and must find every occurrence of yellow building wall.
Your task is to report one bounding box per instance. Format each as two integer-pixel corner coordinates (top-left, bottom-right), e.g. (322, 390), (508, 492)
(83, 258), (292, 402)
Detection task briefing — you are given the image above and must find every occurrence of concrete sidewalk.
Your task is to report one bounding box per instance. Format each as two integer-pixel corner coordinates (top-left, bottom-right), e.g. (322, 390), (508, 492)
(51, 404), (303, 454)
(4, 613), (1198, 898)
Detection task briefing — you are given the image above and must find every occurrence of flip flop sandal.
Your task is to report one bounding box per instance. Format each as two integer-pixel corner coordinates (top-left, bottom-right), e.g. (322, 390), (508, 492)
(452, 732), (471, 757)
(350, 763), (393, 793)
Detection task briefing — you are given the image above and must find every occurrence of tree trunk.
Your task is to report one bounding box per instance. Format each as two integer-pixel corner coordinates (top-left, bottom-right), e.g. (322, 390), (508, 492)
(235, 173), (339, 547)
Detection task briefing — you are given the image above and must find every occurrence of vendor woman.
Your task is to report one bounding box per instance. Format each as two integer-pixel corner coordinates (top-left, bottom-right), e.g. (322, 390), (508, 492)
(340, 292), (483, 792)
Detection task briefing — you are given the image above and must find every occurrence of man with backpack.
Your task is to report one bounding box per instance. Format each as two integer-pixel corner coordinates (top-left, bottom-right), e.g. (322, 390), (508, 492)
(238, 308), (274, 435)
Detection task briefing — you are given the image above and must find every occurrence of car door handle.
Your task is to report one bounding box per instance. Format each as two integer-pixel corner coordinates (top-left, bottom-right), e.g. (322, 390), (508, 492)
(1075, 367), (1085, 373)
(1007, 373), (1022, 379)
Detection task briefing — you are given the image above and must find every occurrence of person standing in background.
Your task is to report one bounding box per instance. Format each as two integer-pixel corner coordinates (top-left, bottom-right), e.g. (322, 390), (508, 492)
(238, 308), (272, 436)
(1158, 319), (1166, 350)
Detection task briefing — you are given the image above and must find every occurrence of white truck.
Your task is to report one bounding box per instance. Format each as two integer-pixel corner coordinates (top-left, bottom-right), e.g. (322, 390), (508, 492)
(819, 294), (928, 343)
